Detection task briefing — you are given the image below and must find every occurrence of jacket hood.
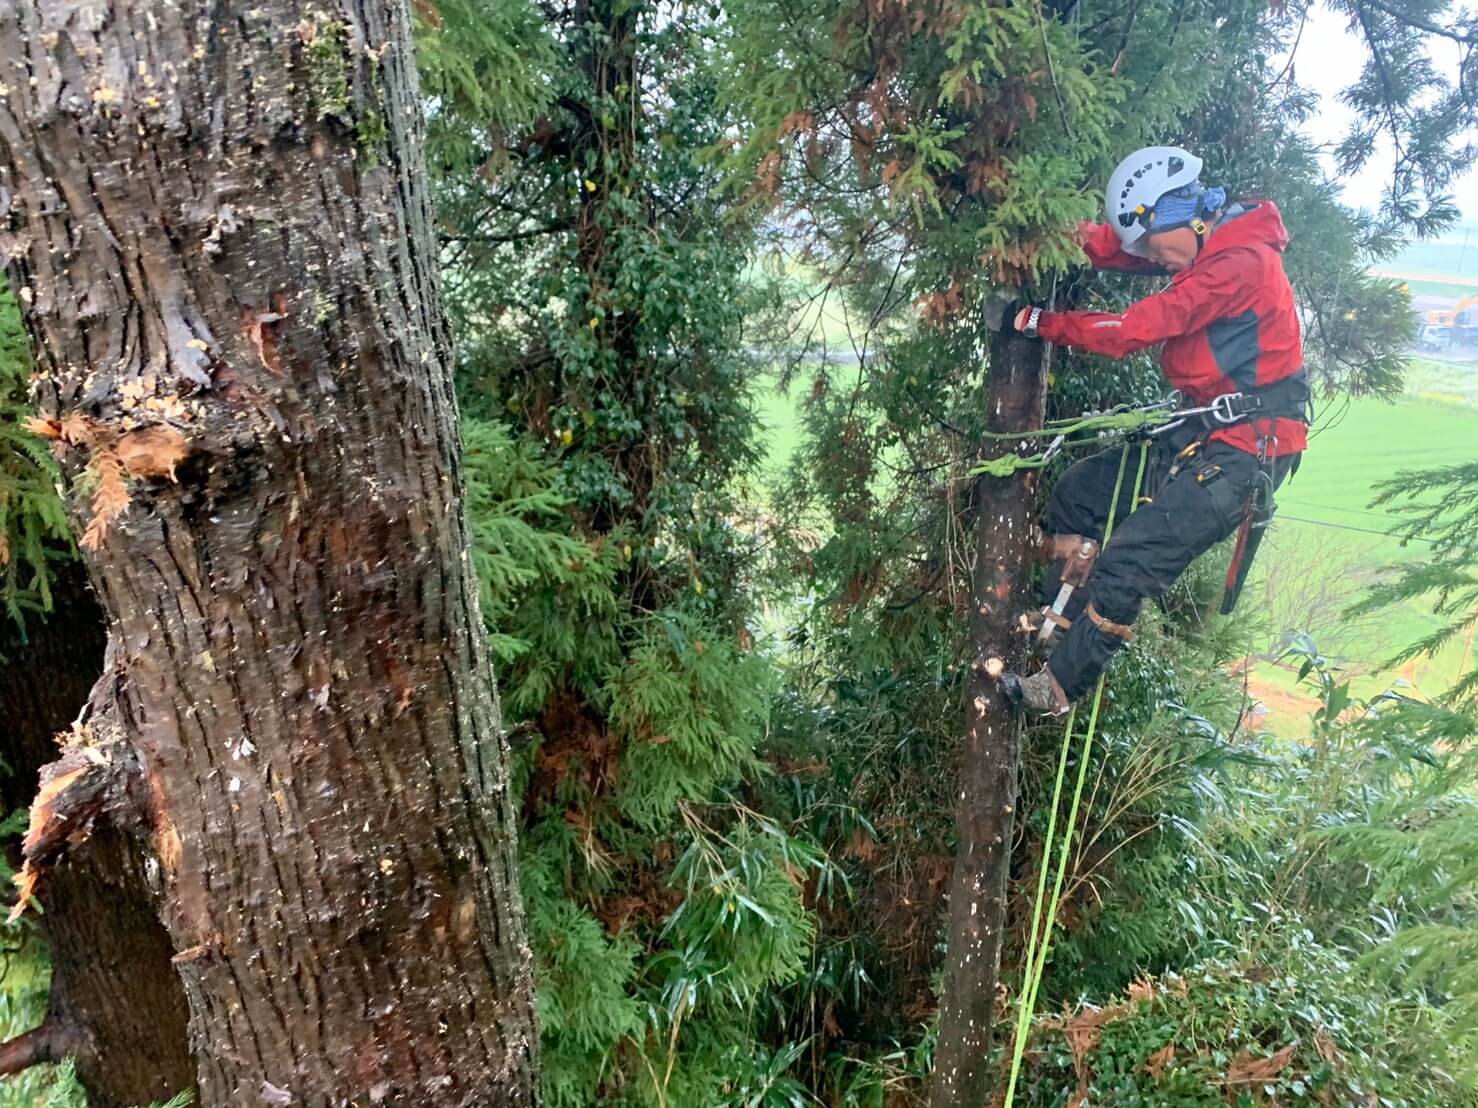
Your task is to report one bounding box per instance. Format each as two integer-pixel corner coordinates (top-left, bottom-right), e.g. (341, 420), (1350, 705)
(1202, 200), (1290, 257)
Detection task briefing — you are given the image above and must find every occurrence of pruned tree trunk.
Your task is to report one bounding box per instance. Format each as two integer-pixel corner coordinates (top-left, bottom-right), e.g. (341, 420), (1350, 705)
(930, 332), (1048, 1107)
(0, 0), (539, 1103)
(0, 564), (195, 1106)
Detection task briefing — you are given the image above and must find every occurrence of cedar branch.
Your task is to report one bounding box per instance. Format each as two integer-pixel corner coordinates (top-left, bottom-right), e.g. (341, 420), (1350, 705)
(1356, 0), (1478, 45)
(0, 1020), (81, 1075)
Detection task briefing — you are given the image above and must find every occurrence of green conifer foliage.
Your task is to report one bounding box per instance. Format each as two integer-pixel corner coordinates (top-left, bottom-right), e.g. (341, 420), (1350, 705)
(0, 282), (70, 624)
(420, 3), (825, 1102)
(1333, 458), (1478, 1078)
(1349, 460), (1478, 706)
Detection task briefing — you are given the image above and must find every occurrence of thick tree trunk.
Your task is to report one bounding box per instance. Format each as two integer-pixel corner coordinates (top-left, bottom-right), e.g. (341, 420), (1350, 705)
(0, 564), (195, 1106)
(930, 332), (1048, 1107)
(0, 0), (539, 1104)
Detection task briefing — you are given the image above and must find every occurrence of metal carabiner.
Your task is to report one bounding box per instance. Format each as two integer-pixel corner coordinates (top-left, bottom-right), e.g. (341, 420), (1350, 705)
(1039, 432), (1069, 467)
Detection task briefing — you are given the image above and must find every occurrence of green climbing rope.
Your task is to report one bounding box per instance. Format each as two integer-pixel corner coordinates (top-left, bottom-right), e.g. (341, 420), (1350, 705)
(971, 453), (1054, 478)
(979, 407), (1174, 441)
(1001, 440), (1151, 1108)
(967, 407), (1171, 479)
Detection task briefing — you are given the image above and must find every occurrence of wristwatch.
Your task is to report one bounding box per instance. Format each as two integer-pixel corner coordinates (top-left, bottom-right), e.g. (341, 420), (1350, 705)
(1023, 306), (1042, 338)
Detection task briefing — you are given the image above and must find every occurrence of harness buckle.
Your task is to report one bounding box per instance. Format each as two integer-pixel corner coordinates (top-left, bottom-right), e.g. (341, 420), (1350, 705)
(1210, 392), (1260, 425)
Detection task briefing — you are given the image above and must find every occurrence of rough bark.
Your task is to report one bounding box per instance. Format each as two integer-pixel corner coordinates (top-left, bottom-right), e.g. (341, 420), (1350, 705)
(0, 0), (539, 1104)
(930, 332), (1048, 1107)
(1, 564), (196, 1106)
(31, 828), (198, 1104)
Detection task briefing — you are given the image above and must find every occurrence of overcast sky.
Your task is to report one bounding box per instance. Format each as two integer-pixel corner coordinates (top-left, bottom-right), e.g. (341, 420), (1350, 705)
(1288, 4), (1478, 231)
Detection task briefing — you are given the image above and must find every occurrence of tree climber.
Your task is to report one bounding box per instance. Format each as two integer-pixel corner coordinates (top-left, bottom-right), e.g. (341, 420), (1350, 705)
(1000, 146), (1309, 716)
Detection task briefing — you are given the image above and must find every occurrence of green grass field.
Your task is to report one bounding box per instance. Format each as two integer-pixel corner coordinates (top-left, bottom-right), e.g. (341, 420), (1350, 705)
(1283, 364), (1476, 574)
(1372, 231), (1478, 300)
(752, 374), (804, 479)
(1254, 371), (1476, 705)
(1386, 233), (1478, 280)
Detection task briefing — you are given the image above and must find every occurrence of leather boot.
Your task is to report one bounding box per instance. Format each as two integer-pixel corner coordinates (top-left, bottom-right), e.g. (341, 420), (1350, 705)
(1000, 667), (1070, 717)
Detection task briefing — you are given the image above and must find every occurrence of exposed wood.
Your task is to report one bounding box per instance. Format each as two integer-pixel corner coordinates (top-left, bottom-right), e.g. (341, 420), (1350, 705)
(930, 330), (1049, 1107)
(10, 724), (142, 921)
(0, 0), (539, 1102)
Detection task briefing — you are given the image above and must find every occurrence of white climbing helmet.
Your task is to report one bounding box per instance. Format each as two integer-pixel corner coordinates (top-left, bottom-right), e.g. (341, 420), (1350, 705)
(1105, 145), (1203, 256)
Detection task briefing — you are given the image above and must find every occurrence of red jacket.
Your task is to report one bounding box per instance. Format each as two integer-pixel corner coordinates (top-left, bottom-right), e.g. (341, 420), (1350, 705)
(1037, 202), (1307, 456)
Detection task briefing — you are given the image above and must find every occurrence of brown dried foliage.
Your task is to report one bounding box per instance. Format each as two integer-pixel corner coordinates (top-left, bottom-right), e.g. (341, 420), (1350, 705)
(1144, 1041), (1176, 1079)
(28, 409), (190, 549)
(81, 449), (129, 551)
(1038, 1002), (1131, 1100)
(756, 150), (783, 198)
(1224, 1043), (1296, 1086)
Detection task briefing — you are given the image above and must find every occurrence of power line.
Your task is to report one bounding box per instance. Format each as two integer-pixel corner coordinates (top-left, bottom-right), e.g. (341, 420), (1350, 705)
(1277, 496), (1405, 522)
(1277, 513), (1437, 544)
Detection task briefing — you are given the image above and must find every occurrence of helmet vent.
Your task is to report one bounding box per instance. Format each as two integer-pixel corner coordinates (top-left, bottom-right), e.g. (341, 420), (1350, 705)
(1103, 145), (1201, 255)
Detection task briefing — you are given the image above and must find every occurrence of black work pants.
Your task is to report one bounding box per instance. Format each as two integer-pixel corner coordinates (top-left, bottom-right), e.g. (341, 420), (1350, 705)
(1041, 437), (1296, 701)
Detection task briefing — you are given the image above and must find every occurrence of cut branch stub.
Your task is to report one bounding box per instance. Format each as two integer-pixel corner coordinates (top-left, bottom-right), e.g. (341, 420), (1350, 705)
(24, 415), (193, 549)
(10, 726), (141, 923)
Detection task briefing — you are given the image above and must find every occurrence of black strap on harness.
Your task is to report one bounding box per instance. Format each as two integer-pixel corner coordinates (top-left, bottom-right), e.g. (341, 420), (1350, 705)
(1146, 371), (1309, 616)
(1184, 370), (1312, 432)
(1213, 372), (1309, 614)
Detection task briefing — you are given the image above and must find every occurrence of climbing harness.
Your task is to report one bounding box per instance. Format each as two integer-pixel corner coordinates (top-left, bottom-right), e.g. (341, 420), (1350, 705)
(973, 383), (1306, 632)
(1001, 440), (1150, 1108)
(971, 389), (1291, 644)
(969, 375), (1307, 481)
(1146, 390), (1268, 435)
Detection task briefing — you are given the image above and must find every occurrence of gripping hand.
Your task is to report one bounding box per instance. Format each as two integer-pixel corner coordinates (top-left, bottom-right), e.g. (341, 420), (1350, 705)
(1012, 306), (1043, 338)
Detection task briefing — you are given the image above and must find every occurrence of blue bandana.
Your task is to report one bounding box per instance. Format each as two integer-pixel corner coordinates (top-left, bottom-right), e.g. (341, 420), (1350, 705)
(1149, 184), (1227, 231)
